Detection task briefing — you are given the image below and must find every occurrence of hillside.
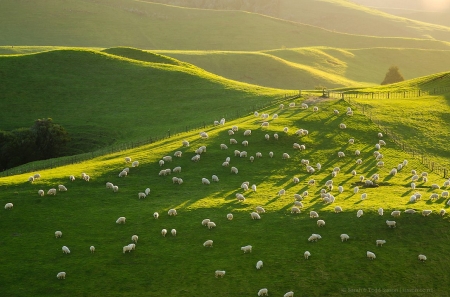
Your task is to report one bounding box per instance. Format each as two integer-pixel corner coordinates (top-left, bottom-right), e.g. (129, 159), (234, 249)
(1, 97), (449, 296)
(150, 0), (450, 41)
(0, 48), (285, 156)
(1, 0), (450, 51)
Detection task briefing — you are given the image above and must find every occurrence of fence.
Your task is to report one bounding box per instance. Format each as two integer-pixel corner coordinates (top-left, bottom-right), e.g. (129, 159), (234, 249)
(326, 86), (450, 100)
(342, 97), (449, 179)
(0, 92), (301, 178)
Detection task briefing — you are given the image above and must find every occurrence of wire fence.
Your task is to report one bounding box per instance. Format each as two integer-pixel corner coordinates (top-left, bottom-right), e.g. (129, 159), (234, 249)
(326, 86), (450, 100)
(343, 97), (449, 179)
(0, 92), (301, 178)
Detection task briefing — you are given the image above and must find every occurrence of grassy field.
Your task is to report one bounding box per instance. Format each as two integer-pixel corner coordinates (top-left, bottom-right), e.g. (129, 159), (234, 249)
(0, 47), (285, 155)
(2, 0), (450, 51)
(1, 98), (449, 296)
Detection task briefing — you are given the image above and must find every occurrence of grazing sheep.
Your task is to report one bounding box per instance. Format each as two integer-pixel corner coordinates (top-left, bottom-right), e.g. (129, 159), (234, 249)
(161, 229), (167, 237)
(278, 189), (286, 196)
(241, 245), (252, 253)
(90, 246), (95, 253)
(163, 156), (173, 162)
(347, 110), (353, 116)
(317, 219), (325, 227)
(390, 168), (398, 176)
(337, 151), (345, 158)
(291, 207), (301, 214)
(378, 208), (384, 216)
(404, 209), (416, 214)
(340, 234), (349, 242)
(354, 186), (359, 194)
(202, 219), (211, 226)
(282, 153), (290, 159)
(334, 206), (343, 213)
(231, 167), (239, 174)
(243, 129), (252, 136)
(182, 140), (189, 147)
(289, 102), (295, 108)
(349, 138), (354, 144)
(138, 192), (146, 199)
(308, 234), (322, 242)
(391, 210), (401, 217)
(376, 240), (386, 247)
(116, 217), (126, 224)
(69, 175), (75, 181)
(357, 210), (363, 218)
(255, 206), (265, 213)
(38, 189), (44, 196)
(274, 133), (279, 140)
(339, 123), (346, 129)
(62, 246), (70, 254)
(264, 134), (270, 140)
(132, 161), (139, 167)
(113, 186), (119, 192)
(251, 184), (257, 192)
(418, 254), (427, 262)
(203, 240), (213, 247)
(56, 272), (66, 279)
(55, 231), (62, 238)
(168, 209), (177, 216)
(236, 194), (245, 202)
(422, 210), (432, 216)
(227, 213), (233, 220)
(171, 229), (176, 236)
(249, 156), (255, 162)
(153, 212), (159, 219)
(361, 193), (367, 200)
(119, 171), (127, 178)
(378, 132), (383, 138)
(367, 251), (376, 260)
(304, 251), (311, 260)
(377, 161), (384, 167)
(131, 235), (138, 243)
(125, 157), (132, 163)
(242, 140), (249, 147)
(261, 121), (269, 127)
(254, 111), (259, 117)
(356, 159), (362, 165)
(375, 143), (381, 150)
(411, 183), (416, 190)
(386, 220), (396, 228)
(207, 221), (216, 229)
(251, 212), (261, 220)
(215, 270), (226, 278)
(440, 209), (446, 216)
(123, 245), (132, 253)
(202, 178), (211, 185)
(106, 182), (114, 189)
(256, 260), (263, 269)
(230, 139), (238, 145)
(47, 188), (57, 195)
(442, 191), (449, 198)
(309, 211), (319, 218)
(199, 132), (208, 139)
(83, 174), (90, 181)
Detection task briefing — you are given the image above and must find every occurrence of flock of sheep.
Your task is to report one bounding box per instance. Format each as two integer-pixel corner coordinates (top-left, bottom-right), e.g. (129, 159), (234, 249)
(4, 100), (450, 295)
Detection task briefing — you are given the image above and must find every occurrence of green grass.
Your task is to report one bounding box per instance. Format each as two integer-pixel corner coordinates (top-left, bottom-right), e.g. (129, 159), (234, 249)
(1, 98), (449, 296)
(0, 48), (285, 155)
(1, 0), (450, 51)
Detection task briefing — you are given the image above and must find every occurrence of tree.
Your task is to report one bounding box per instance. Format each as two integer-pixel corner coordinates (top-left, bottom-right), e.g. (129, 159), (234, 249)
(381, 66), (404, 85)
(31, 118), (70, 160)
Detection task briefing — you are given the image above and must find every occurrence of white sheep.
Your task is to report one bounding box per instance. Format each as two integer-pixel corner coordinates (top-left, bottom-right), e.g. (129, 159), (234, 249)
(222, 161), (229, 167)
(309, 211), (319, 218)
(317, 219), (325, 227)
(340, 234), (349, 242)
(47, 188), (57, 195)
(131, 235), (138, 243)
(168, 209), (177, 216)
(355, 150), (360, 156)
(220, 144), (228, 150)
(440, 209), (446, 216)
(69, 175), (75, 182)
(231, 167), (239, 174)
(337, 151), (345, 158)
(203, 240), (213, 247)
(404, 209), (416, 214)
(191, 154), (201, 162)
(202, 178), (211, 185)
(430, 193), (439, 200)
(442, 191), (449, 198)
(269, 151), (274, 158)
(28, 176), (35, 183)
(4, 202), (13, 210)
(106, 182), (114, 189)
(161, 229), (167, 237)
(376, 240), (386, 247)
(357, 209), (363, 218)
(391, 210), (401, 217)
(174, 151), (182, 157)
(132, 161), (139, 167)
(171, 229), (177, 236)
(55, 231), (62, 238)
(291, 207), (301, 214)
(202, 219), (211, 226)
(83, 174), (90, 181)
(182, 140), (189, 147)
(255, 206), (265, 213)
(256, 260), (263, 269)
(113, 186), (119, 192)
(56, 272), (66, 279)
(284, 291), (294, 297)
(215, 270), (226, 278)
(62, 246), (70, 254)
(274, 133), (279, 140)
(124, 157), (131, 163)
(239, 151), (247, 158)
(90, 246), (95, 253)
(230, 139), (238, 145)
(418, 254), (427, 262)
(38, 189), (44, 196)
(116, 217), (126, 224)
(251, 184), (257, 192)
(119, 171), (127, 178)
(422, 210), (432, 216)
(356, 159), (362, 165)
(301, 103), (308, 109)
(199, 132), (208, 139)
(367, 251), (376, 260)
(282, 153), (290, 159)
(236, 194), (245, 202)
(348, 138), (354, 144)
(289, 102), (295, 108)
(241, 245), (252, 253)
(243, 129), (252, 136)
(249, 156), (255, 162)
(308, 234), (322, 242)
(207, 221), (216, 229)
(335, 206), (343, 213)
(261, 121), (269, 127)
(386, 220), (396, 228)
(251, 212), (261, 219)
(304, 251), (311, 260)
(278, 189), (286, 196)
(227, 213), (233, 220)
(123, 245), (132, 253)
(138, 192), (146, 199)
(361, 193), (367, 200)
(353, 186), (359, 194)
(153, 212), (159, 219)
(163, 156), (172, 162)
(339, 123), (346, 129)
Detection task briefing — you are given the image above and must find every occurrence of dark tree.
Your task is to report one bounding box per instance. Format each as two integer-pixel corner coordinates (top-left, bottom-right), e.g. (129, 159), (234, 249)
(31, 118), (70, 160)
(381, 66), (405, 85)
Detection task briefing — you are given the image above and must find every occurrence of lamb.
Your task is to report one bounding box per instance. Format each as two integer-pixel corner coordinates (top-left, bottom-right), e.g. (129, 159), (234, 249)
(335, 206), (343, 213)
(161, 229), (167, 237)
(124, 157), (132, 163)
(291, 207), (301, 214)
(215, 270), (226, 278)
(357, 210), (363, 218)
(138, 192), (146, 199)
(231, 167), (239, 174)
(168, 209), (177, 216)
(304, 251), (311, 260)
(255, 206), (265, 213)
(90, 246), (95, 253)
(56, 272), (66, 279)
(227, 213), (233, 220)
(55, 231), (62, 238)
(132, 161), (139, 167)
(243, 129), (252, 136)
(220, 144), (228, 150)
(47, 188), (57, 195)
(162, 156), (172, 162)
(153, 212), (159, 219)
(422, 210), (432, 216)
(256, 260), (263, 269)
(171, 229), (177, 236)
(116, 217), (126, 224)
(62, 246), (70, 254)
(386, 220), (396, 228)
(340, 234), (349, 242)
(182, 140), (189, 147)
(113, 185), (119, 192)
(309, 211), (319, 218)
(69, 175), (75, 182)
(241, 245), (252, 253)
(212, 175), (219, 182)
(391, 210), (401, 217)
(207, 221), (216, 229)
(203, 240), (213, 247)
(317, 219), (325, 227)
(378, 208), (384, 216)
(418, 254), (427, 262)
(367, 251), (376, 260)
(38, 190), (44, 196)
(202, 178), (211, 185)
(131, 235), (138, 243)
(251, 212), (261, 219)
(376, 240), (386, 247)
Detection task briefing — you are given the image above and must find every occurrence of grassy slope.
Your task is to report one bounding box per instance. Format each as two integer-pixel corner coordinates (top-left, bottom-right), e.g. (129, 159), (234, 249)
(1, 0), (450, 51)
(157, 47), (450, 89)
(1, 98), (449, 296)
(0, 48), (284, 155)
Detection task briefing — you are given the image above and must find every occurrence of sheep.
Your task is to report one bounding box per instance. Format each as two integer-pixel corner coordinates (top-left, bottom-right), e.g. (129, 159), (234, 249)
(377, 161), (384, 167)
(409, 195), (417, 203)
(291, 207), (301, 214)
(405, 209), (416, 214)
(411, 183), (416, 190)
(62, 246), (70, 254)
(215, 270), (226, 278)
(125, 157), (132, 163)
(429, 193), (439, 200)
(361, 193), (367, 200)
(239, 151), (247, 158)
(241, 140), (249, 147)
(309, 211), (319, 218)
(353, 186), (359, 194)
(241, 183), (249, 191)
(422, 210), (432, 216)
(313, 106), (319, 112)
(301, 103), (308, 109)
(289, 102), (295, 108)
(251, 212), (261, 219)
(243, 129), (252, 136)
(346, 110), (353, 116)
(378, 208), (384, 216)
(440, 209), (446, 216)
(162, 156), (173, 163)
(376, 240), (386, 247)
(293, 143), (301, 150)
(274, 133), (279, 140)
(349, 138), (354, 144)
(386, 220), (396, 228)
(334, 206), (343, 213)
(390, 168), (398, 176)
(236, 194), (245, 202)
(375, 143), (381, 150)
(199, 132), (208, 139)
(116, 217), (126, 224)
(339, 123), (346, 129)
(38, 189), (44, 197)
(308, 234), (322, 242)
(119, 171), (127, 178)
(201, 219), (211, 226)
(131, 235), (138, 243)
(268, 151), (274, 158)
(226, 213), (233, 220)
(442, 191), (449, 198)
(90, 246), (95, 253)
(55, 231), (62, 238)
(397, 163), (403, 171)
(191, 154), (201, 162)
(153, 212), (159, 219)
(81, 173), (87, 179)
(294, 194), (303, 201)
(161, 229), (167, 237)
(47, 188), (57, 195)
(222, 161), (229, 167)
(412, 175), (419, 182)
(83, 174), (90, 181)
(282, 153), (290, 159)
(123, 245), (132, 253)
(337, 151), (345, 158)
(340, 234), (349, 242)
(294, 201), (304, 208)
(69, 175), (75, 182)
(182, 140), (189, 147)
(129, 243), (136, 251)
(264, 134), (270, 140)
(56, 272), (66, 279)
(418, 254), (427, 262)
(261, 121), (269, 127)
(255, 206), (265, 213)
(113, 186), (119, 192)
(317, 219), (325, 227)
(357, 210), (363, 218)
(106, 182), (114, 189)
(391, 210), (401, 217)
(354, 150), (361, 156)
(230, 139), (238, 145)
(202, 178), (211, 185)
(168, 209), (177, 216)
(367, 251), (376, 260)
(207, 221), (216, 229)
(171, 229), (177, 236)
(138, 192), (146, 199)
(284, 292), (294, 297)
(132, 161), (139, 167)
(304, 251), (311, 260)
(203, 240), (213, 247)
(241, 245), (252, 253)
(278, 189), (286, 196)
(254, 111), (259, 117)
(444, 180), (450, 188)
(231, 167), (239, 174)
(249, 156), (255, 162)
